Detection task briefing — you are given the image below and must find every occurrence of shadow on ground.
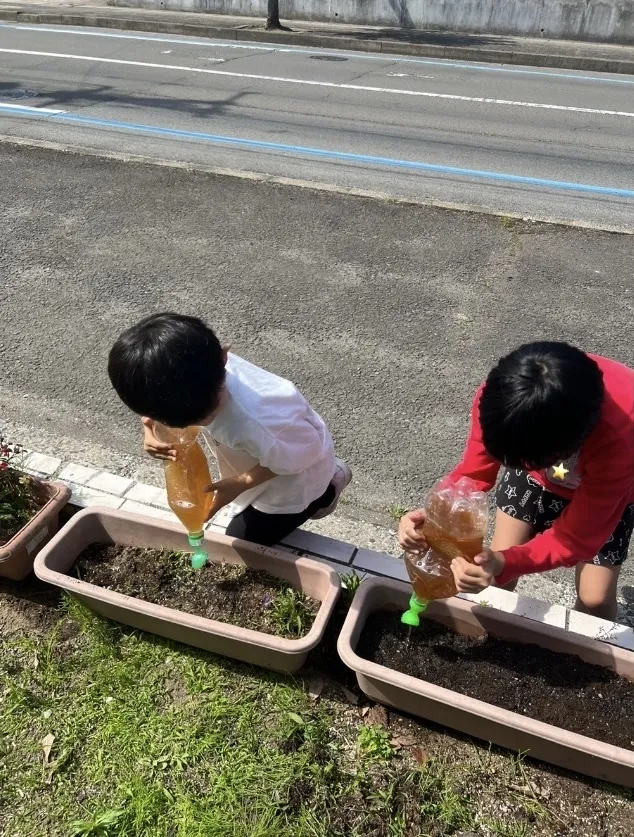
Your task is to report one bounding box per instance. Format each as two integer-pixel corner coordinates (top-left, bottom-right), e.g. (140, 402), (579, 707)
(0, 80), (249, 120)
(237, 19), (514, 48)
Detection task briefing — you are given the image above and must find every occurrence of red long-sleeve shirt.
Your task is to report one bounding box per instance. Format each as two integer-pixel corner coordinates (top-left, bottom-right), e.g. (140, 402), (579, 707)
(449, 355), (634, 586)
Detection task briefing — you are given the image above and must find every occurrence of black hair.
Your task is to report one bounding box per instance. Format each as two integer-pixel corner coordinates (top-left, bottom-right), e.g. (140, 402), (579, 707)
(108, 313), (226, 427)
(479, 342), (604, 470)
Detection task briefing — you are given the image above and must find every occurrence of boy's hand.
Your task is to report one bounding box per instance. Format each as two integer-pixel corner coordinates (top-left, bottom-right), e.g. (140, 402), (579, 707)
(398, 509), (428, 554)
(451, 548), (505, 594)
(142, 417), (177, 461)
(205, 476), (248, 519)
(204, 464), (275, 520)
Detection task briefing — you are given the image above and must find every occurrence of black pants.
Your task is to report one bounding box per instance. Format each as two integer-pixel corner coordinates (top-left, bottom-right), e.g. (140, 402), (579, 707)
(496, 468), (634, 567)
(225, 483), (335, 547)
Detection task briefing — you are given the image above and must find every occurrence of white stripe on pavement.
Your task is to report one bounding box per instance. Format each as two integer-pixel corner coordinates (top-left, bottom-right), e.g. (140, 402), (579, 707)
(3, 24), (634, 86)
(2, 48), (634, 117)
(0, 101), (66, 114)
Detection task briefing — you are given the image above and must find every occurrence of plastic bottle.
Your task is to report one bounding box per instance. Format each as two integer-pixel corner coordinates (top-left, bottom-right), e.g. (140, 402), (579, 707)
(401, 476), (489, 626)
(153, 423), (213, 569)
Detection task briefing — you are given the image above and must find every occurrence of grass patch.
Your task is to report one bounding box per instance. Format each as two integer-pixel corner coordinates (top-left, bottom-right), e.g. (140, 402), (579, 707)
(388, 504), (409, 523)
(1, 590), (632, 837)
(357, 724), (395, 764)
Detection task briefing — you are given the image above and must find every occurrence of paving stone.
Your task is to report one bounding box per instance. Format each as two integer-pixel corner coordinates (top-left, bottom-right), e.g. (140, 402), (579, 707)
(459, 588), (567, 629)
(23, 452), (61, 476)
(124, 483), (164, 506)
(58, 462), (98, 485)
(567, 609), (634, 651)
(86, 472), (134, 497)
(70, 485), (124, 509)
(120, 500), (176, 521)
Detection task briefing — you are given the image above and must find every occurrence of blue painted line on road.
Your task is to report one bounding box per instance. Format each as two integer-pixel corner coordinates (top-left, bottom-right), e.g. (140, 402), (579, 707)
(2, 103), (633, 199)
(2, 23), (634, 86)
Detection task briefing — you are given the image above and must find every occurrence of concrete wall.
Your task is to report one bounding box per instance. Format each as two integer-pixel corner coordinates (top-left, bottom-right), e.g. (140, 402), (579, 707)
(109, 0), (634, 43)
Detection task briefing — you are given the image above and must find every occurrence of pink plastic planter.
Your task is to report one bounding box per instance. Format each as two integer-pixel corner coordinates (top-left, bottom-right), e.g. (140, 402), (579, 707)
(338, 576), (634, 787)
(34, 507), (340, 673)
(0, 478), (70, 580)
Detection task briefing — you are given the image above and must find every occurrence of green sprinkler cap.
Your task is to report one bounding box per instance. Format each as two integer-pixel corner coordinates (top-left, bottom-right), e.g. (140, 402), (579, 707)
(188, 532), (207, 570)
(401, 594), (428, 627)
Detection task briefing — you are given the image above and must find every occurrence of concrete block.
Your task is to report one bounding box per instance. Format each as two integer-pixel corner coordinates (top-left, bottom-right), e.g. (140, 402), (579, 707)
(124, 483), (164, 506)
(567, 610), (634, 651)
(120, 500), (176, 521)
(512, 595), (568, 629)
(459, 588), (568, 629)
(352, 547), (409, 582)
(309, 556), (366, 579)
(23, 452), (61, 476)
(87, 472), (134, 497)
(70, 484), (124, 509)
(280, 528), (356, 564)
(153, 488), (170, 509)
(58, 462), (98, 485)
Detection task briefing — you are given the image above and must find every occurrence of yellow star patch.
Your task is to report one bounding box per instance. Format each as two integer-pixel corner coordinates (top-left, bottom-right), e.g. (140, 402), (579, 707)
(552, 462), (569, 480)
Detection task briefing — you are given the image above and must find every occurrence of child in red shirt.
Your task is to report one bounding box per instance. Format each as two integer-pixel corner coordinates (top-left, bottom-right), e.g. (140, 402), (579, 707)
(399, 342), (634, 621)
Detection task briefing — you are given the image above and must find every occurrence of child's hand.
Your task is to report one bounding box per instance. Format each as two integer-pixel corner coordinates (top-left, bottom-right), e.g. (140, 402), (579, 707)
(398, 509), (428, 554)
(204, 464), (275, 520)
(205, 476), (247, 519)
(451, 548), (505, 594)
(142, 417), (177, 461)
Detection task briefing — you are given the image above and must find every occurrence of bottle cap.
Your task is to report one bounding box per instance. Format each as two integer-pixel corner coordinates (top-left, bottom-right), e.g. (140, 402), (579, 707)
(401, 594), (428, 627)
(188, 532), (207, 569)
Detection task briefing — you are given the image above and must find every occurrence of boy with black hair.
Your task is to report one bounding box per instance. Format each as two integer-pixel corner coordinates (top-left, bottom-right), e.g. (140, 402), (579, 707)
(108, 313), (351, 546)
(399, 342), (634, 620)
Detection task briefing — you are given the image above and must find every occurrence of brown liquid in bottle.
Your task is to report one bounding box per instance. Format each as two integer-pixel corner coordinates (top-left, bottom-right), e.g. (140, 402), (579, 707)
(160, 426), (213, 535)
(405, 489), (485, 603)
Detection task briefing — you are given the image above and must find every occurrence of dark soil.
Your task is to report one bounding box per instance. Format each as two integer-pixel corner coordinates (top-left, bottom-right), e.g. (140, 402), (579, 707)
(358, 610), (634, 751)
(74, 544), (319, 639)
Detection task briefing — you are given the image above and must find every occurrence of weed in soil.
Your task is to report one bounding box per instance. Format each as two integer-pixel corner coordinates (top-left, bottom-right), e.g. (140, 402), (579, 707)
(74, 544), (319, 639)
(357, 724), (395, 763)
(340, 571), (362, 602)
(358, 611), (634, 750)
(269, 587), (316, 637)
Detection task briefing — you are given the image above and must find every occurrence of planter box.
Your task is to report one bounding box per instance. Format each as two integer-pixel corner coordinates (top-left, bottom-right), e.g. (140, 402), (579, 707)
(34, 507), (340, 673)
(337, 576), (634, 787)
(0, 478), (71, 581)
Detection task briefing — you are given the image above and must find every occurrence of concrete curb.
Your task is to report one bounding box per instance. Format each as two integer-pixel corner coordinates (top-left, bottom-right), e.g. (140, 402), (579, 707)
(20, 448), (634, 653)
(3, 8), (634, 74)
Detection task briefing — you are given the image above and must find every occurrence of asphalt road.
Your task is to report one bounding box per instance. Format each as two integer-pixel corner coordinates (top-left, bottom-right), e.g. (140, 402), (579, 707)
(2, 139), (633, 509)
(1, 26), (633, 616)
(1, 22), (634, 230)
